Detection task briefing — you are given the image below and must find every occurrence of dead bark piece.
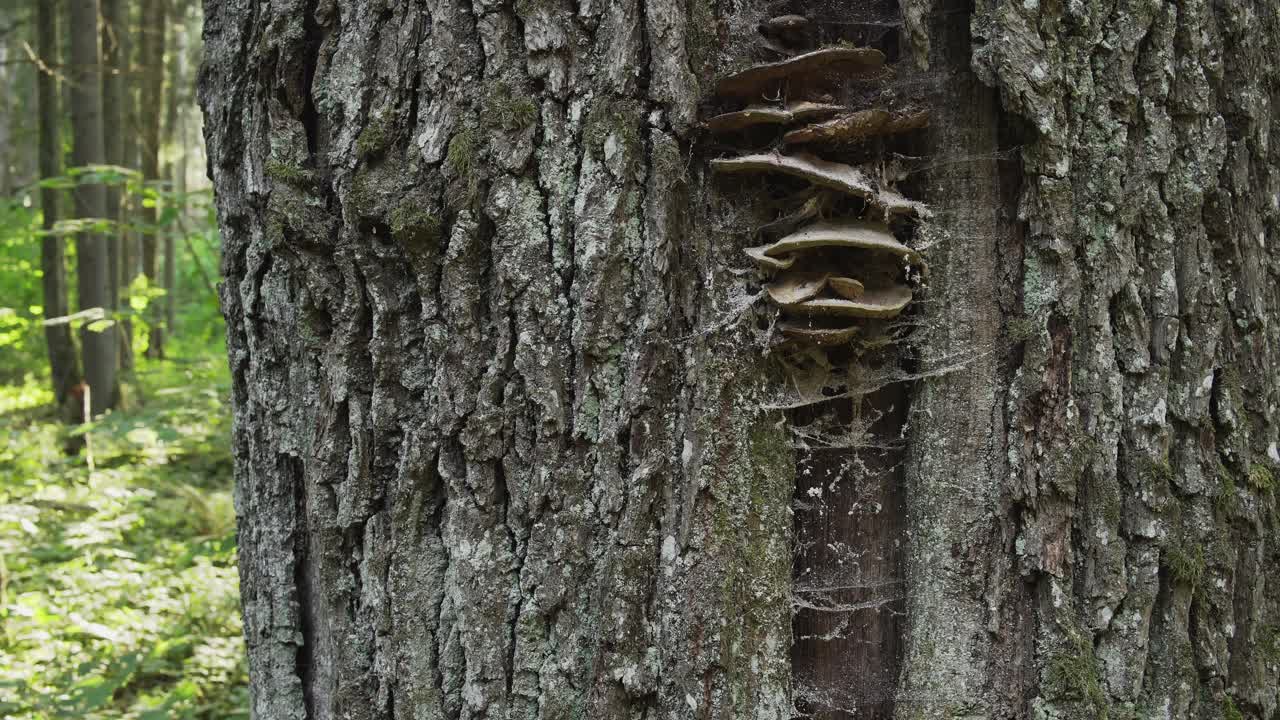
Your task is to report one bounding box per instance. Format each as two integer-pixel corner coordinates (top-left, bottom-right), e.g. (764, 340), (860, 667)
(783, 109), (931, 146)
(763, 219), (922, 264)
(765, 271), (829, 304)
(712, 152), (926, 216)
(778, 320), (860, 346)
(782, 285), (913, 318)
(744, 245), (797, 270)
(828, 276), (866, 299)
(705, 101), (844, 133)
(714, 47), (885, 100)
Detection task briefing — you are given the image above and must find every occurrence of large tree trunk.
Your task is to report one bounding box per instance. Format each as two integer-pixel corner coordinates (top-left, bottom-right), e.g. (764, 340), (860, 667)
(201, 0), (1280, 718)
(36, 0), (80, 406)
(68, 0), (116, 416)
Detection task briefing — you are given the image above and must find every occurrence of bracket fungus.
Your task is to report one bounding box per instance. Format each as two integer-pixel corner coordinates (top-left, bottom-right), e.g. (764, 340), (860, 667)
(765, 272), (830, 305)
(701, 36), (926, 348)
(778, 320), (861, 346)
(782, 108), (930, 146)
(745, 244), (798, 271)
(711, 152), (926, 217)
(828, 276), (866, 299)
(749, 219), (923, 344)
(714, 47), (886, 100)
(761, 220), (922, 265)
(780, 285), (913, 319)
(705, 101), (844, 133)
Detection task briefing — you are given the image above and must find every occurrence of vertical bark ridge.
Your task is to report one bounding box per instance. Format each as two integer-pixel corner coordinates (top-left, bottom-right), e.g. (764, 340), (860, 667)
(964, 0), (1280, 714)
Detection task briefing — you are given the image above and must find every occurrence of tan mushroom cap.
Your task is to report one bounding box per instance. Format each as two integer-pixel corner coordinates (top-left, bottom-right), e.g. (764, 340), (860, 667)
(705, 101), (844, 133)
(778, 321), (860, 346)
(781, 285), (913, 319)
(744, 245), (796, 270)
(827, 276), (866, 299)
(711, 152), (926, 216)
(765, 271), (829, 304)
(782, 108), (930, 146)
(714, 46), (886, 99)
(762, 219), (922, 264)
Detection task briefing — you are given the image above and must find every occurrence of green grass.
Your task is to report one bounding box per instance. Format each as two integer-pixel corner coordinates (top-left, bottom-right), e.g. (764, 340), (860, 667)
(0, 347), (246, 719)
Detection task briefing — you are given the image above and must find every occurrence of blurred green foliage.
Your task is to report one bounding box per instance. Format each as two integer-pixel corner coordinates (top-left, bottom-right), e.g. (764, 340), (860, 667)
(0, 167), (225, 372)
(0, 176), (247, 718)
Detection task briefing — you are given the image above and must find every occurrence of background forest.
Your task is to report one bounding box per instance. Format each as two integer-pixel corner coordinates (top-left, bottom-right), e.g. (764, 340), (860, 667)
(0, 1), (247, 717)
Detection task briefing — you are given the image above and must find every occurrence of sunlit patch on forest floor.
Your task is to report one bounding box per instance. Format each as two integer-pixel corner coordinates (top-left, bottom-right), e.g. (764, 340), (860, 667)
(0, 350), (247, 719)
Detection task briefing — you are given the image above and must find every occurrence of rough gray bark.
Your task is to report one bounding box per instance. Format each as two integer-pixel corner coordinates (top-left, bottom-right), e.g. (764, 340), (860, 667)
(893, 0), (1280, 716)
(37, 0), (80, 406)
(203, 1), (792, 718)
(201, 0), (1279, 718)
(68, 0), (116, 416)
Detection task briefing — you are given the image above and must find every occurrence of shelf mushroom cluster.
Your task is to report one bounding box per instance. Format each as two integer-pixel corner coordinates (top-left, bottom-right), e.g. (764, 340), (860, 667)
(705, 26), (928, 347)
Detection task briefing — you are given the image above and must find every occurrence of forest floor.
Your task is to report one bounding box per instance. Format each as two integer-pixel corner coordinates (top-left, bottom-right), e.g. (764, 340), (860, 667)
(0, 344), (248, 719)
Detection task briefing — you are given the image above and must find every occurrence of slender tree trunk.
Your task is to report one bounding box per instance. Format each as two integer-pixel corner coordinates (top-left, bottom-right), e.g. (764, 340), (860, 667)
(139, 0), (165, 358)
(102, 0), (127, 398)
(68, 0), (115, 417)
(162, 0), (183, 341)
(36, 0), (80, 407)
(118, 0), (136, 373)
(202, 0), (1280, 718)
(0, 7), (12, 200)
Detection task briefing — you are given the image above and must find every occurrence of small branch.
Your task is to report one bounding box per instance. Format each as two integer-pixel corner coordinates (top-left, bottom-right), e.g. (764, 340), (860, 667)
(42, 307), (107, 327)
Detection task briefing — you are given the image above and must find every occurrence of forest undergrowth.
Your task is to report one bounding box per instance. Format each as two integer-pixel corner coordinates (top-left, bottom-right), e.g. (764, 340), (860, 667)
(0, 199), (248, 719)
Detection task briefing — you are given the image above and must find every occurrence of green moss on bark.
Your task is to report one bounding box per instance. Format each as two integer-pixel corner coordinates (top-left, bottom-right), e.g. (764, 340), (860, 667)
(265, 161), (314, 189)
